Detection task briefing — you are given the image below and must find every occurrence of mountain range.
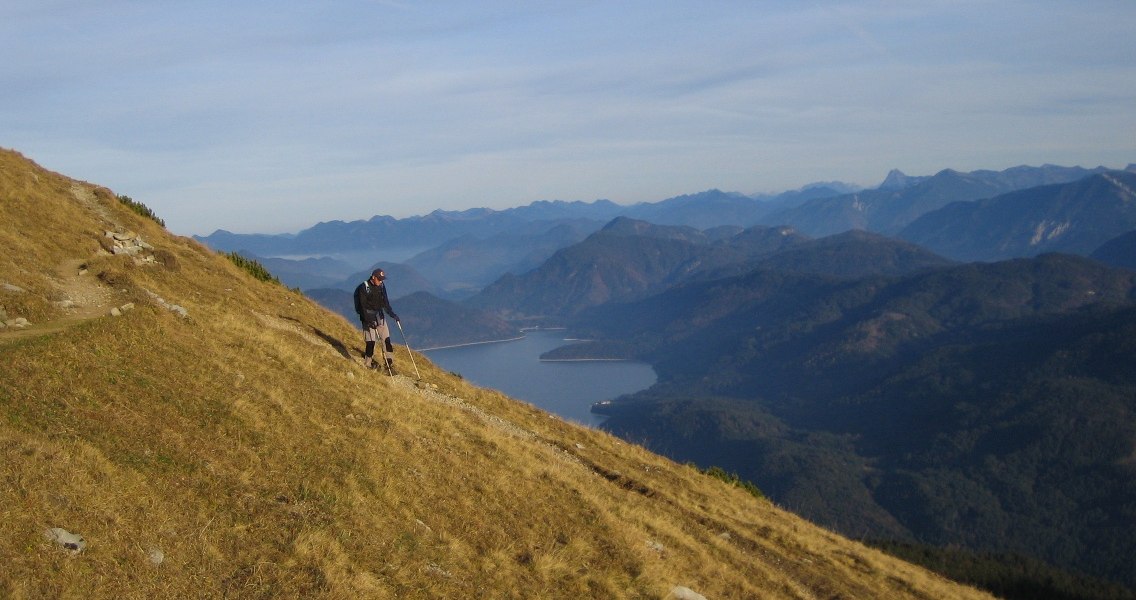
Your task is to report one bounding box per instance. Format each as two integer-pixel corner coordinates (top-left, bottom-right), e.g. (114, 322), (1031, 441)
(760, 164), (1118, 237)
(199, 161), (1136, 380)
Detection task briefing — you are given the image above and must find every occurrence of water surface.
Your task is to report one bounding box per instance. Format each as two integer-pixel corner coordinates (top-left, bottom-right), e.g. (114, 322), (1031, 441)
(423, 329), (656, 427)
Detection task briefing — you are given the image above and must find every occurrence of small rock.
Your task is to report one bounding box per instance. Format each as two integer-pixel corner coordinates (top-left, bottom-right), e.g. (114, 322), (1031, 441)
(45, 527), (86, 553)
(666, 586), (707, 600)
(147, 548), (164, 566)
(5, 318), (30, 329)
(110, 307), (122, 317)
(2, 283), (26, 293)
(120, 303), (135, 312)
(646, 540), (665, 554)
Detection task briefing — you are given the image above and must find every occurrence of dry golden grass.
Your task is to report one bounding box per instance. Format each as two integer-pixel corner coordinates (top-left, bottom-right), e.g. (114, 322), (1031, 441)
(0, 148), (994, 599)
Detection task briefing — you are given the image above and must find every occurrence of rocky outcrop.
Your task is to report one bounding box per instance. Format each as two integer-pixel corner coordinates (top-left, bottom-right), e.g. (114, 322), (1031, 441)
(105, 230), (158, 265)
(144, 289), (189, 319)
(1, 286), (29, 329)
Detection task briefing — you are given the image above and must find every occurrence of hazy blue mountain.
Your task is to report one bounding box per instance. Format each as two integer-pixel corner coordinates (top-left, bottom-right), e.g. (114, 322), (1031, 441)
(465, 214), (962, 323)
(620, 189), (766, 230)
(617, 185), (859, 231)
(195, 182), (858, 259)
(239, 253), (356, 290)
(196, 230), (298, 256)
(900, 170), (1136, 262)
(668, 225), (813, 283)
(403, 222), (596, 296)
(465, 218), (826, 320)
(495, 198), (625, 222)
(751, 229), (955, 279)
(196, 203), (615, 257)
(664, 223), (950, 285)
(760, 164), (1112, 237)
(465, 218), (714, 321)
(1091, 230), (1136, 270)
(877, 169), (930, 191)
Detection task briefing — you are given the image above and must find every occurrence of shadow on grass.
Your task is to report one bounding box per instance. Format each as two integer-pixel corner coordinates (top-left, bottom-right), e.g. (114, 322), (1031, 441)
(313, 326), (354, 360)
(279, 315), (355, 360)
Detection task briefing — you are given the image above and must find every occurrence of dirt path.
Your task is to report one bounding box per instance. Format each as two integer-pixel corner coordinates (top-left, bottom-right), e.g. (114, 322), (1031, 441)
(0, 258), (119, 346)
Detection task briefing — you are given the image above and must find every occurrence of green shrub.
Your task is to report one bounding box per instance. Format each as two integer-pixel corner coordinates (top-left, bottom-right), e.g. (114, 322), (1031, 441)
(117, 194), (165, 227)
(700, 465), (765, 500)
(223, 252), (281, 285)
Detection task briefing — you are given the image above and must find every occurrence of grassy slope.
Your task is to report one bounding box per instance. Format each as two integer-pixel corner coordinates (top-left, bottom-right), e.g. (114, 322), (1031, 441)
(0, 149), (991, 599)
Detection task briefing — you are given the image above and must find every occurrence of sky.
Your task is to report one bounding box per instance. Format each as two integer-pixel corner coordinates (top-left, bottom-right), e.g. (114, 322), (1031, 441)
(3, 1), (1134, 236)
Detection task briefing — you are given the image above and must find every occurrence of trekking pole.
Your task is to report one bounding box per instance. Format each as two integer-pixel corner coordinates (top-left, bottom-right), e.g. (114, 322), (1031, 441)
(376, 319), (394, 376)
(395, 320), (422, 380)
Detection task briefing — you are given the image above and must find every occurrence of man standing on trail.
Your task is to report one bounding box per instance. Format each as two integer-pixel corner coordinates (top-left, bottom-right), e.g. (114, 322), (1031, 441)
(353, 268), (400, 373)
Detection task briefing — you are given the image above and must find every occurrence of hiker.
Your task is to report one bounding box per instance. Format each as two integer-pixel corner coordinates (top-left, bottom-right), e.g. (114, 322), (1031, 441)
(353, 268), (400, 373)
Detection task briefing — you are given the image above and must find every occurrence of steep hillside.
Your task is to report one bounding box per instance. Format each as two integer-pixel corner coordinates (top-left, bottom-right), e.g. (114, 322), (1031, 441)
(901, 171), (1136, 262)
(0, 149), (993, 598)
(751, 230), (955, 279)
(1092, 230), (1136, 270)
(466, 219), (714, 320)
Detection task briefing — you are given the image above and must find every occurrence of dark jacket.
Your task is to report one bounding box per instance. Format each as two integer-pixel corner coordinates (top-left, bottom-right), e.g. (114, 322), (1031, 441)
(353, 280), (396, 325)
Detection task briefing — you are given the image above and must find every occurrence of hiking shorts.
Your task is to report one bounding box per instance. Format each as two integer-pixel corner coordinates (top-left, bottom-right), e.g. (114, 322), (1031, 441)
(363, 319), (390, 343)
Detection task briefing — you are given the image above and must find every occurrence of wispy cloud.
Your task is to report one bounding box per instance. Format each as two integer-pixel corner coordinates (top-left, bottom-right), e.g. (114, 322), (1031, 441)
(2, 1), (1133, 234)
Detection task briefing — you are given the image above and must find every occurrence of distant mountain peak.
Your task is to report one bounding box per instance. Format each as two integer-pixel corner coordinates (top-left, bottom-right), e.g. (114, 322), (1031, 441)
(878, 169), (928, 190)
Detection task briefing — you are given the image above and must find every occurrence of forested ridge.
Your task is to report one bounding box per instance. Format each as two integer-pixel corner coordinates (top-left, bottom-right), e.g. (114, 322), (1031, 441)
(576, 253), (1136, 590)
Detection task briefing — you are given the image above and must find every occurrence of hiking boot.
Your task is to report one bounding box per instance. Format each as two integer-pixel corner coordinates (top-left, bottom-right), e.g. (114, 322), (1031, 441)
(386, 360), (397, 375)
(363, 356), (374, 369)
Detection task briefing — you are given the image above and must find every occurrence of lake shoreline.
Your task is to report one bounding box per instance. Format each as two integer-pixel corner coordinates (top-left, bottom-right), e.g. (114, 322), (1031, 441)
(418, 335), (527, 352)
(539, 358), (639, 363)
(420, 326), (575, 352)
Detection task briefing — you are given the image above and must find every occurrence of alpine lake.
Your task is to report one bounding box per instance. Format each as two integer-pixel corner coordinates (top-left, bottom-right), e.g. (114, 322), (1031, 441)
(421, 329), (656, 427)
